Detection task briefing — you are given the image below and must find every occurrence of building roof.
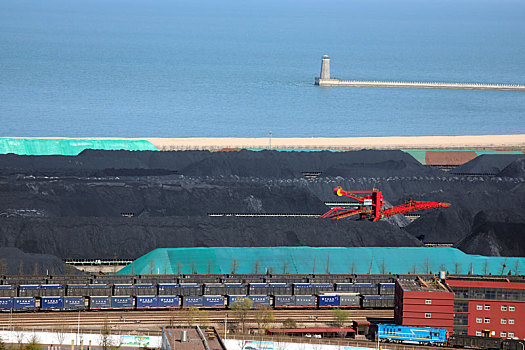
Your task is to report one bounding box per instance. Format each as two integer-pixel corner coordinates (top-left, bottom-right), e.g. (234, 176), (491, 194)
(163, 326), (226, 350)
(397, 276), (452, 293)
(446, 279), (525, 290)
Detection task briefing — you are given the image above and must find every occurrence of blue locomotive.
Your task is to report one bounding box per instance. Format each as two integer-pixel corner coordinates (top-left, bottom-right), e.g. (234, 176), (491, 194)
(378, 324), (447, 346)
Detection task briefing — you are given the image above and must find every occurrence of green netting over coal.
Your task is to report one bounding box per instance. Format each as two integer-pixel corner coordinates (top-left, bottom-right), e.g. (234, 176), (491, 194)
(118, 247), (525, 275)
(0, 138), (158, 155)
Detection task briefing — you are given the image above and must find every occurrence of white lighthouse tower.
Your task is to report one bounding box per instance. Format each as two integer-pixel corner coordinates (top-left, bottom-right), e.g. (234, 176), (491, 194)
(315, 55), (332, 85)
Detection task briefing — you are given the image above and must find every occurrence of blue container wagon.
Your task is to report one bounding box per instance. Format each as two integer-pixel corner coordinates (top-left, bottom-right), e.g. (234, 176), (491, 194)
(110, 296), (133, 309)
(41, 297), (64, 310)
(13, 297), (37, 311)
(157, 296), (180, 308)
(136, 296), (159, 309)
(203, 295), (226, 308)
(89, 296), (111, 310)
(318, 295), (341, 308)
(0, 297), (13, 310)
(64, 297), (86, 311)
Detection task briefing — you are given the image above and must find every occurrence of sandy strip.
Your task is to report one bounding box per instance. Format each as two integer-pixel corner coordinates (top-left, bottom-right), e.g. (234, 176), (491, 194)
(3, 135), (525, 150)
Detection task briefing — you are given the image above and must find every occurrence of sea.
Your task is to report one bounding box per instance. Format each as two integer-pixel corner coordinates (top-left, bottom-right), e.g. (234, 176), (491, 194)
(1, 0), (524, 138)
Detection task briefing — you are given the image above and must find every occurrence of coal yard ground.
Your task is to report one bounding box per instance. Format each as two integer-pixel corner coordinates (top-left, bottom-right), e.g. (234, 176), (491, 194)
(0, 149), (524, 273)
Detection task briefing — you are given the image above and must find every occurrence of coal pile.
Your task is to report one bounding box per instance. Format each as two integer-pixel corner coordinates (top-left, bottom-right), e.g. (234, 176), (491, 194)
(451, 154), (525, 175)
(0, 149), (441, 178)
(0, 149), (524, 261)
(0, 217), (422, 260)
(0, 247), (67, 275)
(456, 212), (525, 257)
(497, 157), (525, 177)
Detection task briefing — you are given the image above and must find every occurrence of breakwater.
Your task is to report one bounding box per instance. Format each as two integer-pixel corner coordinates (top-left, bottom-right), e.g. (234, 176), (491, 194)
(315, 55), (525, 91)
(315, 78), (525, 91)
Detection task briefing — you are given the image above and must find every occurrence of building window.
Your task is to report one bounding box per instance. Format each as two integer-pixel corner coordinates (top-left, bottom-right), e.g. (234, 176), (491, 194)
(509, 306), (515, 311)
(477, 304), (482, 310)
(509, 319), (514, 324)
(485, 305), (491, 310)
(476, 318), (482, 323)
(425, 313), (432, 318)
(484, 318), (490, 323)
(501, 318), (507, 324)
(476, 331), (482, 336)
(501, 305), (507, 311)
(509, 332), (514, 338)
(425, 299), (432, 305)
(500, 332), (507, 338)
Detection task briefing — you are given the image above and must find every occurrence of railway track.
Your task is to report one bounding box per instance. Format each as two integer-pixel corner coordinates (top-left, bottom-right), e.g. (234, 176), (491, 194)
(0, 309), (393, 331)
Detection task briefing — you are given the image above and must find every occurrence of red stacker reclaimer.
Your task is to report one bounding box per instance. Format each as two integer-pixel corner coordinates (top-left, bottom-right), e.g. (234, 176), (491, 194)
(320, 187), (450, 221)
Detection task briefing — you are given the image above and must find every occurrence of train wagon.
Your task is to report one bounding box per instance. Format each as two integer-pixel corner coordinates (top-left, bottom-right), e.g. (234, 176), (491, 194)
(203, 283), (226, 295)
(136, 296), (180, 309)
(378, 324), (447, 345)
(378, 283), (395, 295)
(228, 295), (271, 308)
(336, 283), (377, 295)
(113, 284), (135, 296)
(293, 283), (334, 295)
(361, 295), (394, 308)
(182, 295), (226, 308)
(502, 339), (525, 350)
(40, 284), (65, 297)
(18, 285), (40, 297)
(110, 296), (133, 309)
(136, 296), (159, 309)
(274, 295), (316, 308)
(449, 334), (502, 350)
(41, 296), (64, 310)
(179, 283), (202, 296)
(89, 296), (111, 310)
(0, 285), (16, 297)
(158, 283), (180, 296)
(318, 295), (339, 308)
(157, 296), (180, 308)
(225, 283), (248, 295)
(0, 297), (13, 310)
(113, 284), (157, 296)
(13, 297), (37, 311)
(64, 296), (86, 311)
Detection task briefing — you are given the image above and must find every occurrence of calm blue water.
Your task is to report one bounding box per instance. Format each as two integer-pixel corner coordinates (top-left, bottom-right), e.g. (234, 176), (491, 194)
(1, 0), (524, 138)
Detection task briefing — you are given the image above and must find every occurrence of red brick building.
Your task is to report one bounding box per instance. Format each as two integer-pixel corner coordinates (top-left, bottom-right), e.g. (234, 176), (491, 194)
(394, 277), (454, 332)
(446, 277), (525, 339)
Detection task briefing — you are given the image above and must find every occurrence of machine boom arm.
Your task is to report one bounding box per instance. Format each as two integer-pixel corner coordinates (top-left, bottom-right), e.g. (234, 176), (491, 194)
(321, 187), (450, 221)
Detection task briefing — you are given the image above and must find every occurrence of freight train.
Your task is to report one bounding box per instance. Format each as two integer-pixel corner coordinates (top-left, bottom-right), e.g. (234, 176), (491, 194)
(0, 292), (393, 312)
(0, 281), (395, 311)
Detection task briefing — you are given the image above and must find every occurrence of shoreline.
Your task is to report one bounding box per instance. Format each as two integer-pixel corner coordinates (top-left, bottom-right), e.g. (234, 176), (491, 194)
(2, 135), (525, 150)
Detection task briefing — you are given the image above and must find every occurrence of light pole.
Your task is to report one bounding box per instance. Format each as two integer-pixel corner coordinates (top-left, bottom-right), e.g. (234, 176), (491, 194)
(269, 131), (272, 149)
(376, 327), (380, 350)
(224, 313), (228, 340)
(77, 310), (80, 346)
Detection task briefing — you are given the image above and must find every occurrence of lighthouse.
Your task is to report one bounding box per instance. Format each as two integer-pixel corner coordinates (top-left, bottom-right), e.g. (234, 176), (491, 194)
(315, 55), (331, 85)
(320, 55), (330, 80)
